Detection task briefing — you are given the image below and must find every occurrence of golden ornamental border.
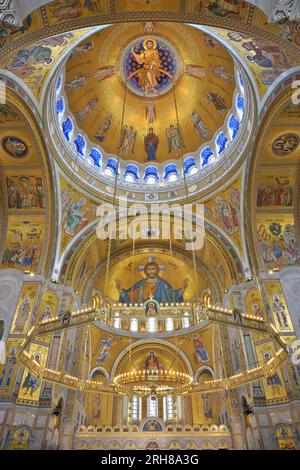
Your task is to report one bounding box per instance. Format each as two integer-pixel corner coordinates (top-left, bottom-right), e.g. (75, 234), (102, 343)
(245, 82), (300, 274)
(1, 11), (300, 66)
(0, 87), (57, 276)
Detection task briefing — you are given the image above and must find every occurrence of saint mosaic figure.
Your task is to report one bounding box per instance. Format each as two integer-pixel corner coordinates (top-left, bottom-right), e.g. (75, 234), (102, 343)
(146, 101), (156, 124)
(64, 198), (89, 237)
(144, 128), (159, 161)
(94, 65), (115, 82)
(192, 111), (211, 140)
(193, 335), (209, 362)
(185, 64), (207, 80)
(212, 65), (234, 83)
(272, 295), (289, 329)
(21, 371), (40, 397)
(207, 92), (228, 115)
(13, 297), (31, 333)
(75, 98), (98, 122)
(94, 114), (113, 143)
(66, 73), (90, 93)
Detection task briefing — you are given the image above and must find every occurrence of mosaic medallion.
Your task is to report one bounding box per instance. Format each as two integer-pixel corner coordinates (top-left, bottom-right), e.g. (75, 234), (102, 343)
(272, 133), (300, 156)
(1, 136), (29, 158)
(120, 36), (181, 98)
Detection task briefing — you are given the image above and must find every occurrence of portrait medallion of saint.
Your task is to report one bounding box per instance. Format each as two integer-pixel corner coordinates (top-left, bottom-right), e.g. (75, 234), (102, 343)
(1, 136), (29, 159)
(272, 133), (300, 156)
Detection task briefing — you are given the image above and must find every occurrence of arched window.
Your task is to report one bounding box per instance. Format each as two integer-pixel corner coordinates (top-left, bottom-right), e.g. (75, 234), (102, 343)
(147, 317), (157, 333)
(144, 167), (159, 185)
(147, 396), (158, 418)
(184, 157), (197, 176)
(62, 117), (73, 142)
(238, 73), (244, 91)
(237, 95), (245, 119)
(165, 317), (174, 331)
(104, 166), (114, 177)
(74, 134), (86, 156)
(89, 148), (102, 168)
(216, 132), (228, 155)
(182, 312), (190, 328)
(164, 164), (179, 182)
(164, 396), (174, 421)
(91, 369), (106, 382)
(124, 165), (139, 183)
(56, 76), (63, 94)
(114, 313), (121, 329)
(124, 173), (135, 183)
(131, 396), (140, 421)
(228, 114), (240, 140)
(200, 147), (213, 167)
(56, 97), (64, 115)
(105, 158), (119, 177)
(130, 318), (138, 332)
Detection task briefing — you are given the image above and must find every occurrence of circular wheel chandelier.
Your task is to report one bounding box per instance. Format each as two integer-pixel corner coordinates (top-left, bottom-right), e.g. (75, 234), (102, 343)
(113, 369), (193, 397)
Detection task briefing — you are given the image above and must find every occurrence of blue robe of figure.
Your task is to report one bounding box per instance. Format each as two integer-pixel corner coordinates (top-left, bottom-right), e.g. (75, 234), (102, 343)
(196, 347), (209, 362)
(119, 277), (183, 304)
(147, 143), (156, 161)
(144, 130), (159, 162)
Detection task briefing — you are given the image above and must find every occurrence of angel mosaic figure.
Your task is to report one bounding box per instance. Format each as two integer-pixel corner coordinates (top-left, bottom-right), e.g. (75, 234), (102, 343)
(93, 336), (113, 364)
(118, 125), (137, 156)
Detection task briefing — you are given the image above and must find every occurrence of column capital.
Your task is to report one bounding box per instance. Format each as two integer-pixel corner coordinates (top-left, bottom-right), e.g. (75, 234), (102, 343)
(271, 0), (300, 23)
(0, 0), (20, 28)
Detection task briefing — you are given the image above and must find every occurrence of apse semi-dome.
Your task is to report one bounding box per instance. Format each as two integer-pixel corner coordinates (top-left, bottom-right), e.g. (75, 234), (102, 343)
(47, 22), (253, 202)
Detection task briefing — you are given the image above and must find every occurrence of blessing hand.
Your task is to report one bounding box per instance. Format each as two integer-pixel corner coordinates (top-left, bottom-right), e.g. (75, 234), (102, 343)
(115, 279), (122, 293)
(182, 279), (188, 292)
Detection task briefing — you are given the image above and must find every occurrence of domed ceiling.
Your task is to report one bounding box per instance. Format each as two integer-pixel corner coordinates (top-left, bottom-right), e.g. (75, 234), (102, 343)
(50, 21), (249, 200)
(64, 22), (236, 164)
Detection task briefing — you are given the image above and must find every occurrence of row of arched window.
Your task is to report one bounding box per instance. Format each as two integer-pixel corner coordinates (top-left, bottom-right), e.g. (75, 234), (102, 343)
(56, 72), (245, 186)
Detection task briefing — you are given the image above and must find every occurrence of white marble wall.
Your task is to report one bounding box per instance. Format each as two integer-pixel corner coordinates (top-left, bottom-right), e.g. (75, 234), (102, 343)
(280, 267), (300, 339)
(0, 270), (23, 364)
